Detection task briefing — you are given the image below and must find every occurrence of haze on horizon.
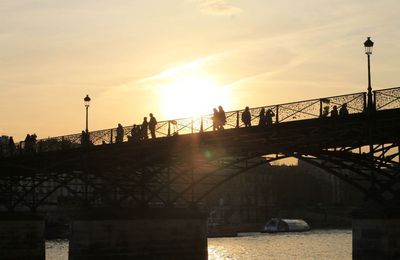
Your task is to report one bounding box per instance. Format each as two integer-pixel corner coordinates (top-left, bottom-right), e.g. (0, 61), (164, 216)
(1, 0), (400, 140)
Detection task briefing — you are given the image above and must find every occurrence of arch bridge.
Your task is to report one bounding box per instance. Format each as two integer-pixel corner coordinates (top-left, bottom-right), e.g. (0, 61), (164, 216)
(1, 87), (400, 212)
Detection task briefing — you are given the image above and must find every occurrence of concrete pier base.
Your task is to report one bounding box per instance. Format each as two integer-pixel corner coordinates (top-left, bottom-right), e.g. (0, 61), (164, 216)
(353, 209), (400, 260)
(69, 208), (207, 260)
(0, 214), (45, 260)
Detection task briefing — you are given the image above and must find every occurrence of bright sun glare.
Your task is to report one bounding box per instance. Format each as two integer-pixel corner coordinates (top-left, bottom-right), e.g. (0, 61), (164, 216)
(160, 76), (231, 119)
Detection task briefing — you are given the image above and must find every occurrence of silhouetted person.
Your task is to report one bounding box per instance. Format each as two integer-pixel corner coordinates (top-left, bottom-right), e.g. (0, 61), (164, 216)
(8, 136), (15, 156)
(130, 124), (141, 142)
(265, 109), (275, 126)
(24, 134), (30, 150)
(24, 134), (37, 153)
(81, 131), (90, 146)
(339, 103), (349, 117)
(218, 106), (226, 130)
(136, 125), (142, 139)
(322, 106), (329, 118)
(149, 113), (157, 139)
(212, 108), (219, 131)
(131, 124), (135, 136)
(141, 117), (149, 140)
(116, 123), (124, 143)
(24, 134), (33, 153)
(31, 134), (37, 152)
(80, 131), (84, 145)
(258, 108), (266, 126)
(331, 105), (339, 118)
(241, 106), (251, 127)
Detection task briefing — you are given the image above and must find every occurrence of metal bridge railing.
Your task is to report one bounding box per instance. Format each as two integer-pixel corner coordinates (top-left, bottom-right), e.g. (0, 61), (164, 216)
(8, 86), (400, 155)
(374, 87), (400, 111)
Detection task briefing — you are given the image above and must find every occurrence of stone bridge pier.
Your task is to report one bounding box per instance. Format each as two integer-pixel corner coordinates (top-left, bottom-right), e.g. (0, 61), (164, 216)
(0, 213), (45, 260)
(353, 208), (400, 260)
(68, 208), (208, 260)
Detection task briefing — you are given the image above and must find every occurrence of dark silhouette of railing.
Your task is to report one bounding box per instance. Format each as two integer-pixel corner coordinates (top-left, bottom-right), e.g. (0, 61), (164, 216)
(13, 86), (400, 154)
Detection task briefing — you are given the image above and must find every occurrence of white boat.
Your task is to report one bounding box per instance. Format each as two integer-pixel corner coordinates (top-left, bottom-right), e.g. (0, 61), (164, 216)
(263, 218), (310, 233)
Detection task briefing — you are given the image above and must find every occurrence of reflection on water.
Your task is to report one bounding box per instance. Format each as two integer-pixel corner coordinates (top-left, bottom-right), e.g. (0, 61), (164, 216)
(46, 230), (351, 260)
(46, 239), (68, 260)
(208, 230), (352, 260)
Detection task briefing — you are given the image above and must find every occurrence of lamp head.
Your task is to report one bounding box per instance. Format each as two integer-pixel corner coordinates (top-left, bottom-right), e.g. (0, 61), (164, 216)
(84, 95), (91, 107)
(364, 37), (374, 55)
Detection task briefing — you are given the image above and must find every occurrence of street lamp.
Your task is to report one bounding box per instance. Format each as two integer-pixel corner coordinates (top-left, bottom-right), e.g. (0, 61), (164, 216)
(84, 95), (91, 133)
(364, 37), (376, 188)
(364, 37), (374, 111)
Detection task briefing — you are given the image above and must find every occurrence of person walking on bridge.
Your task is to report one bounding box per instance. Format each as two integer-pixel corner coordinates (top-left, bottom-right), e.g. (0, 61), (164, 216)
(212, 108), (219, 131)
(218, 106), (226, 130)
(149, 113), (157, 139)
(242, 106), (251, 127)
(130, 124), (140, 142)
(265, 109), (275, 126)
(339, 103), (349, 117)
(24, 134), (33, 153)
(141, 117), (149, 140)
(258, 108), (266, 126)
(116, 123), (124, 143)
(81, 130), (90, 146)
(8, 136), (15, 156)
(331, 105), (339, 118)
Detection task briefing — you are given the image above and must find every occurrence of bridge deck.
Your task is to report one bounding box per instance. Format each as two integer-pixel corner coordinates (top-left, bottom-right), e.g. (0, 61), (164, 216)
(2, 108), (400, 175)
(1, 88), (400, 210)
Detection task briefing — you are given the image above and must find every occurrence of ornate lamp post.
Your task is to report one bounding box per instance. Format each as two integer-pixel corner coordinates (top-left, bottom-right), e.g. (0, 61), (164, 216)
(364, 37), (376, 191)
(364, 37), (374, 111)
(84, 95), (91, 133)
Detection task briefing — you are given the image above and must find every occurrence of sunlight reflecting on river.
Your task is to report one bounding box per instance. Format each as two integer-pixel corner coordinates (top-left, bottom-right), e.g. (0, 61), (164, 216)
(208, 230), (352, 260)
(46, 239), (69, 260)
(46, 230), (351, 260)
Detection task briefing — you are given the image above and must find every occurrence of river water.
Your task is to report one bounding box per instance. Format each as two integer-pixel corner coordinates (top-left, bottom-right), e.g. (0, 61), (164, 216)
(46, 229), (351, 259)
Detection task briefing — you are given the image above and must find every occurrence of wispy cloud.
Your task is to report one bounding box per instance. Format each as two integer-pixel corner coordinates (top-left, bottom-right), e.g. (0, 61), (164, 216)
(137, 57), (210, 83)
(137, 53), (224, 84)
(196, 0), (242, 16)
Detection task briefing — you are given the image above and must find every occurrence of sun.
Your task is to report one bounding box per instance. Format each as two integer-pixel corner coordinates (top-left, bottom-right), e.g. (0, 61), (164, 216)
(160, 76), (231, 119)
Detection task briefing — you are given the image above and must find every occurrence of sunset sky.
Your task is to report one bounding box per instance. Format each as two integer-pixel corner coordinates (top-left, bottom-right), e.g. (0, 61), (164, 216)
(1, 0), (400, 140)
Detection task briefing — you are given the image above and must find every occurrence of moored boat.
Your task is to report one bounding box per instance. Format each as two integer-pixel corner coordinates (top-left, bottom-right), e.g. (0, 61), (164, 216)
(263, 218), (310, 233)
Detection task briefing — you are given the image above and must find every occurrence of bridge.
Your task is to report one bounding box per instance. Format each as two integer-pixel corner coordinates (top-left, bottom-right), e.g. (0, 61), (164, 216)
(1, 86), (400, 259)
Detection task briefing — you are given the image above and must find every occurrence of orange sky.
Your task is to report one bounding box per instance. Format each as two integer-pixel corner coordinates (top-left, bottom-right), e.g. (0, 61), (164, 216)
(1, 0), (400, 140)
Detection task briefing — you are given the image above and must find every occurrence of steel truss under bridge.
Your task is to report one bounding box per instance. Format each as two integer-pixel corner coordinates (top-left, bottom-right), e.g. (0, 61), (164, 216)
(1, 87), (400, 211)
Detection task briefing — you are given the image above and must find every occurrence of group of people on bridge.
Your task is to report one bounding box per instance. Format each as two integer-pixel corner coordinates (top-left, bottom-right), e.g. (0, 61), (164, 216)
(212, 106), (226, 130)
(322, 103), (349, 118)
(115, 113), (158, 144)
(241, 107), (275, 127)
(1, 102), (351, 157)
(0, 134), (37, 157)
(24, 134), (38, 153)
(0, 136), (16, 157)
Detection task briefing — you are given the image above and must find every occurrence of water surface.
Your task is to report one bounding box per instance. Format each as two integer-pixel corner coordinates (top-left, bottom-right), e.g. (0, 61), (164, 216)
(208, 230), (351, 260)
(46, 229), (352, 260)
